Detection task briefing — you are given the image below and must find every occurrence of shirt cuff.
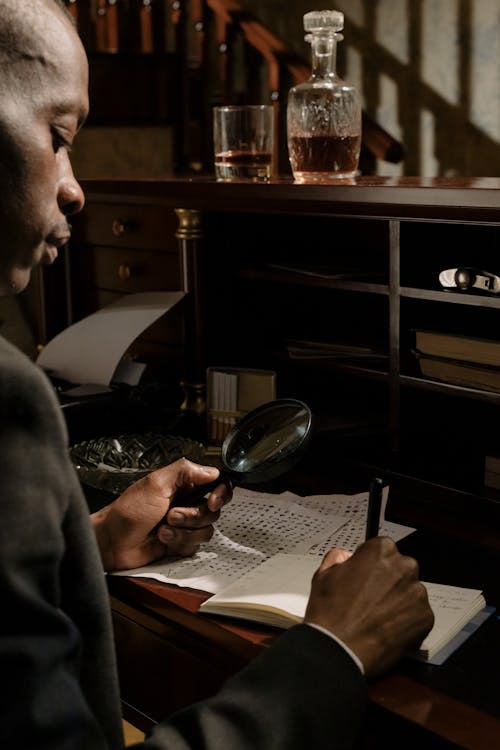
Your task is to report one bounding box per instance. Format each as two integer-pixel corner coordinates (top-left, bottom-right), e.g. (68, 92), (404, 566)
(305, 622), (365, 675)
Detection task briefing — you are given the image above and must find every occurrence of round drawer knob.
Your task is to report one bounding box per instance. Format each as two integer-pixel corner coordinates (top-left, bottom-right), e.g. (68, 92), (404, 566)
(118, 264), (132, 281)
(112, 218), (128, 237)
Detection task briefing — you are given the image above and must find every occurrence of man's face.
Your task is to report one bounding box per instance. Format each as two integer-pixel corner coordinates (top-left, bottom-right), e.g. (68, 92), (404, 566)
(0, 6), (89, 294)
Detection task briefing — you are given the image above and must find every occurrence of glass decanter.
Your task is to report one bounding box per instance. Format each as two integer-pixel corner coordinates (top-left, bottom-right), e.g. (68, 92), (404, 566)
(287, 9), (362, 182)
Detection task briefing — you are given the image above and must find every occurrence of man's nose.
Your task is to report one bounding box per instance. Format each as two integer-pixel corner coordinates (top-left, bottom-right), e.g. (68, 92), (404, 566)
(58, 152), (85, 216)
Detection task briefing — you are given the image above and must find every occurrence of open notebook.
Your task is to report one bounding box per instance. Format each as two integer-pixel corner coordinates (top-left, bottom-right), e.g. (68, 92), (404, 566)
(199, 553), (491, 664)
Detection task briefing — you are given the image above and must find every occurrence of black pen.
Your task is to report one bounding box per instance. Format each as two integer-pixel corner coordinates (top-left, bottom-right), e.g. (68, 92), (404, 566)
(365, 476), (384, 540)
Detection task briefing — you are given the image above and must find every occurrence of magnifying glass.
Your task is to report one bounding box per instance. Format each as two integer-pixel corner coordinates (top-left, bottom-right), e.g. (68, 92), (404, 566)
(175, 398), (313, 505)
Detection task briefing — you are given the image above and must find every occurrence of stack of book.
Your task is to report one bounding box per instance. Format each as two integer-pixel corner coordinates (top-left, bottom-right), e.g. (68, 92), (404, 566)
(286, 338), (387, 362)
(484, 454), (500, 490)
(414, 330), (500, 393)
(206, 367), (276, 444)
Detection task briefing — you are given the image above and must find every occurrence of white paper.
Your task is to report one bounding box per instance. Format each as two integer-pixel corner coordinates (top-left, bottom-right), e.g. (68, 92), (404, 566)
(112, 359), (147, 386)
(37, 291), (185, 386)
(298, 488), (416, 555)
(113, 489), (347, 593)
(112, 487), (415, 593)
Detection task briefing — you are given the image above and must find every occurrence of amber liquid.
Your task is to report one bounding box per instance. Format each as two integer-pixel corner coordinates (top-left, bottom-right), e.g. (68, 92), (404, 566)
(215, 150), (272, 182)
(288, 134), (361, 182)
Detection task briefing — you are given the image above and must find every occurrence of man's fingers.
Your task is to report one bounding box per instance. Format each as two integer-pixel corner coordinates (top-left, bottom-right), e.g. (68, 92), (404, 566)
(206, 480), (233, 511)
(157, 522), (215, 548)
(173, 458), (220, 490)
(166, 502), (221, 528)
(318, 547), (353, 571)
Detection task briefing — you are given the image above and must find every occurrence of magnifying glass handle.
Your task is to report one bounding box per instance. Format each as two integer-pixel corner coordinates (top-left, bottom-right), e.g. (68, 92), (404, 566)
(151, 473), (231, 535)
(169, 473), (232, 508)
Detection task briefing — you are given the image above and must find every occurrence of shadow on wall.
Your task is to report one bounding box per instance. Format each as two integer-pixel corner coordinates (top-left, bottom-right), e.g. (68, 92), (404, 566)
(70, 126), (175, 179)
(348, 0), (500, 177)
(250, 0), (500, 177)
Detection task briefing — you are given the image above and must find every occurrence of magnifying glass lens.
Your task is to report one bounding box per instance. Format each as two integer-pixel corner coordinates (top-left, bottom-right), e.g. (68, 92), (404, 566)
(224, 401), (311, 477)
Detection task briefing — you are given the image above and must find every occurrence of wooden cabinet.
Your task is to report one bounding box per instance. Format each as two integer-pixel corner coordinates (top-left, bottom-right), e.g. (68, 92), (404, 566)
(67, 177), (500, 749)
(111, 609), (236, 724)
(70, 202), (181, 317)
(73, 176), (500, 547)
(68, 195), (185, 383)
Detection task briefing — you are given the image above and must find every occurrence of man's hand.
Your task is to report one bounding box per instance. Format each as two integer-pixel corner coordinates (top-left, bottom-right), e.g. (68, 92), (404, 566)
(91, 458), (232, 571)
(304, 537), (434, 678)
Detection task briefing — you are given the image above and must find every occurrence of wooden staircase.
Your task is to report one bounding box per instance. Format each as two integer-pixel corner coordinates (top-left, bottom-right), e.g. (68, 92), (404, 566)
(64, 0), (405, 176)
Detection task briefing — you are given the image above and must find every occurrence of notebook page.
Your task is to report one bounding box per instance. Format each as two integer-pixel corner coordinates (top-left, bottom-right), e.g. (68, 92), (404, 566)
(419, 582), (485, 656)
(200, 553), (320, 622)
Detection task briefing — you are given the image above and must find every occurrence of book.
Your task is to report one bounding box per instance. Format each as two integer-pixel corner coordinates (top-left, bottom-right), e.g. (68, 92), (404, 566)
(206, 367), (277, 444)
(199, 553), (489, 663)
(484, 454), (500, 489)
(415, 330), (500, 368)
(416, 353), (500, 393)
(285, 338), (387, 361)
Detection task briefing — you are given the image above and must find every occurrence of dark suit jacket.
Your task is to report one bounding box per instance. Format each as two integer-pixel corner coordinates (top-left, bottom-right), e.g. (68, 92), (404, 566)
(0, 335), (367, 749)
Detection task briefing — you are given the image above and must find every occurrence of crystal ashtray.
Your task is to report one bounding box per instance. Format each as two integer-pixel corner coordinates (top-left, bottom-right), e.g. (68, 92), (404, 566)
(70, 432), (205, 495)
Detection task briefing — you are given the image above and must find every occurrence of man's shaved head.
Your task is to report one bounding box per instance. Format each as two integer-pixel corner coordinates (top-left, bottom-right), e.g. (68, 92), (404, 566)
(0, 0), (75, 96)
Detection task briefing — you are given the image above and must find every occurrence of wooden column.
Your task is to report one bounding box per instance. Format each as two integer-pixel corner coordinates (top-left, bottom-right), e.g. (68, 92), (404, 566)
(175, 208), (206, 414)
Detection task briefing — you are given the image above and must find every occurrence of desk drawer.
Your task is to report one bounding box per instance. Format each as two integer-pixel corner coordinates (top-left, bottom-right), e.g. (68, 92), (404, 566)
(72, 245), (181, 294)
(74, 202), (178, 252)
(112, 611), (229, 724)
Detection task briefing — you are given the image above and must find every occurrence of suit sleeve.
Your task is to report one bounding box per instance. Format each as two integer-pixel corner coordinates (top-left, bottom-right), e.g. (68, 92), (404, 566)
(0, 350), (119, 749)
(142, 624), (368, 750)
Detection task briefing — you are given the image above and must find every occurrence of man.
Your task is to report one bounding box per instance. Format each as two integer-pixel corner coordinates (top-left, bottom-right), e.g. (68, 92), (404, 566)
(0, 1), (434, 748)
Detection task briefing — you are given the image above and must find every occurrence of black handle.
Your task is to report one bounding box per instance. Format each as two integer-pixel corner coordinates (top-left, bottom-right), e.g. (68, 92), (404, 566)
(151, 473), (231, 536)
(169, 472), (231, 508)
(365, 476), (384, 540)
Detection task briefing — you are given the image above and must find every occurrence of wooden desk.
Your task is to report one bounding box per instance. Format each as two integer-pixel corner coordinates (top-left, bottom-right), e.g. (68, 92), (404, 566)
(107, 526), (500, 750)
(63, 177), (500, 747)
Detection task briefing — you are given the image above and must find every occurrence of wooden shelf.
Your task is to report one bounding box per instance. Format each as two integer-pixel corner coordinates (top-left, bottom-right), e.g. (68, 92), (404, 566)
(69, 176), (500, 534)
(240, 267), (389, 294)
(401, 286), (500, 307)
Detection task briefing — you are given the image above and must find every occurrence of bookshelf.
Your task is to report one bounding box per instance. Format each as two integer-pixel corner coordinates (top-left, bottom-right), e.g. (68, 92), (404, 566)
(68, 176), (500, 546)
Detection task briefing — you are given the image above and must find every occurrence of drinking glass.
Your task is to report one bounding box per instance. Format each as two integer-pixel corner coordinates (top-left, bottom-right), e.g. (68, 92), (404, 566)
(213, 105), (274, 182)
